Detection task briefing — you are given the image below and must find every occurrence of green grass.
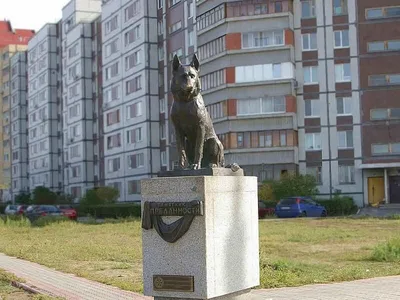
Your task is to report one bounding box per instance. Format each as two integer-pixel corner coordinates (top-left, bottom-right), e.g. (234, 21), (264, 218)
(0, 217), (400, 293)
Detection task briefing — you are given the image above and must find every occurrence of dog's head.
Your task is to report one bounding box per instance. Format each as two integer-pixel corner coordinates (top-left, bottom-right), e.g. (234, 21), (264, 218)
(171, 54), (201, 101)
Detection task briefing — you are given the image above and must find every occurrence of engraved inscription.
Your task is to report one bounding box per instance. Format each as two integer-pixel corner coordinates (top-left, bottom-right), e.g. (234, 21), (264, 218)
(149, 201), (204, 216)
(153, 275), (194, 292)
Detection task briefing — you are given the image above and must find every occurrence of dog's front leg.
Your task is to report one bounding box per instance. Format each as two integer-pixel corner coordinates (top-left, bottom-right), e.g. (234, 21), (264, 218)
(192, 125), (205, 170)
(176, 130), (187, 169)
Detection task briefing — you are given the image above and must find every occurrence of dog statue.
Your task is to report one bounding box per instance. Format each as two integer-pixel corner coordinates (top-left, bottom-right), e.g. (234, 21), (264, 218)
(170, 54), (225, 170)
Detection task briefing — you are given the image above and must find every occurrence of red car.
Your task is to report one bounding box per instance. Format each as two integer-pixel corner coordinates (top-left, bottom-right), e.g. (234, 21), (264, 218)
(258, 201), (275, 219)
(57, 205), (77, 220)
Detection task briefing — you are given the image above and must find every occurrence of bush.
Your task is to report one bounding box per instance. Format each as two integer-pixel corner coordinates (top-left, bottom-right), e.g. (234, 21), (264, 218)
(316, 196), (357, 216)
(31, 216), (72, 227)
(371, 239), (400, 262)
(15, 192), (32, 205)
(259, 181), (275, 201)
(0, 203), (6, 214)
(76, 203), (141, 219)
(80, 187), (119, 206)
(268, 174), (319, 200)
(32, 186), (57, 205)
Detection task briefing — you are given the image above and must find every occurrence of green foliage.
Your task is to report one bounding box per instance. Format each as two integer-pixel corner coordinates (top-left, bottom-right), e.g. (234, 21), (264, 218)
(32, 186), (57, 205)
(268, 174), (319, 200)
(258, 181), (275, 201)
(0, 204), (6, 214)
(55, 193), (74, 204)
(31, 216), (72, 227)
(316, 196), (358, 216)
(14, 192), (32, 205)
(371, 239), (400, 262)
(76, 203), (141, 219)
(0, 215), (30, 227)
(80, 187), (119, 206)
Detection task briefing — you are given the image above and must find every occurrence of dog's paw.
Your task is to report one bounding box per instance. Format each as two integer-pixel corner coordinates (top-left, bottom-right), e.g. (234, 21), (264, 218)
(190, 163), (201, 170)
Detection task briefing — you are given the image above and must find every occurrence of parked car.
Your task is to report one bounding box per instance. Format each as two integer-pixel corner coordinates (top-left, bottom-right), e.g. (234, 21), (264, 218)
(57, 205), (77, 220)
(275, 197), (327, 218)
(258, 201), (275, 219)
(24, 205), (63, 222)
(4, 205), (27, 216)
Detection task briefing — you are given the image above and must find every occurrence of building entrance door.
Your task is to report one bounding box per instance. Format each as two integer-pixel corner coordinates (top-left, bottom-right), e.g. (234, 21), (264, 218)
(368, 177), (384, 206)
(389, 176), (400, 204)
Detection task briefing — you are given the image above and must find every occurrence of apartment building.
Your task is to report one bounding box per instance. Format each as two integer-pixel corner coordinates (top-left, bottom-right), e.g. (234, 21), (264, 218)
(27, 23), (63, 192)
(10, 52), (29, 198)
(61, 0), (102, 199)
(357, 1), (400, 206)
(101, 0), (161, 202)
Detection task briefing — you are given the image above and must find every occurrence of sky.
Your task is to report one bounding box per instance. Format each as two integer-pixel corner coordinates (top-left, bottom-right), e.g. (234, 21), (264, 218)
(0, 0), (68, 31)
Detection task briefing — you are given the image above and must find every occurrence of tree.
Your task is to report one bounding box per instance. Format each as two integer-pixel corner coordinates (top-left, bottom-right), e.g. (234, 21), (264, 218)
(258, 181), (275, 201)
(32, 186), (57, 205)
(268, 174), (319, 201)
(15, 192), (32, 205)
(80, 186), (119, 206)
(55, 193), (75, 204)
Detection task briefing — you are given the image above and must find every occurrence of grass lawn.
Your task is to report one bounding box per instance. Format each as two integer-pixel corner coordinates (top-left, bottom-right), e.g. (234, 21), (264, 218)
(0, 218), (400, 293)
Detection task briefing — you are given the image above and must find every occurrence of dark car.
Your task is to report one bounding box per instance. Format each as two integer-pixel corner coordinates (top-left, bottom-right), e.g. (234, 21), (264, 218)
(57, 205), (77, 220)
(258, 201), (275, 219)
(275, 197), (327, 218)
(24, 205), (63, 222)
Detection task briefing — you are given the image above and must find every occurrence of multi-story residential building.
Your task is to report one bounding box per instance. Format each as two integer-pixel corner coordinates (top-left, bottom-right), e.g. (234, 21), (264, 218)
(27, 23), (63, 192)
(357, 1), (400, 206)
(10, 52), (30, 199)
(61, 0), (102, 199)
(101, 0), (161, 201)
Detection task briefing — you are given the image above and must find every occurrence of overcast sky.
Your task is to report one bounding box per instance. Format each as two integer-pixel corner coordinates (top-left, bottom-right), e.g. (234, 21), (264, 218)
(0, 0), (68, 31)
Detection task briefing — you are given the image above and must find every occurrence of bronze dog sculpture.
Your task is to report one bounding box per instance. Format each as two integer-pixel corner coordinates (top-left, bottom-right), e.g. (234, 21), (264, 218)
(170, 54), (224, 170)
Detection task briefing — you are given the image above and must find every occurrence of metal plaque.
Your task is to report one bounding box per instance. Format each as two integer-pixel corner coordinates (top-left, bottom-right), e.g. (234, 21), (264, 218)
(153, 275), (194, 292)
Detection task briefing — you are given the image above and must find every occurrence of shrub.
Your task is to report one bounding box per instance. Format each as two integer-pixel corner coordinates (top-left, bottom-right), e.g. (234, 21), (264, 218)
(0, 203), (6, 214)
(15, 192), (32, 205)
(268, 174), (319, 200)
(371, 239), (400, 262)
(259, 181), (275, 201)
(315, 196), (357, 216)
(32, 186), (57, 205)
(76, 203), (141, 219)
(31, 216), (72, 227)
(80, 187), (119, 206)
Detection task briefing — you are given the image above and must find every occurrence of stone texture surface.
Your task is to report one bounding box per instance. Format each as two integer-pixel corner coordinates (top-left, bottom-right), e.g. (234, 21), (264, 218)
(141, 176), (259, 300)
(157, 167), (244, 178)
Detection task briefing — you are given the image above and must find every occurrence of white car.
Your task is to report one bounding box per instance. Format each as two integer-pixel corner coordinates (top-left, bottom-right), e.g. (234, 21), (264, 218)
(4, 205), (26, 215)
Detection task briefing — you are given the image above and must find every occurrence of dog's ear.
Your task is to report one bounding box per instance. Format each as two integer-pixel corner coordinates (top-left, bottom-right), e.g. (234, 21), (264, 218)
(190, 54), (200, 72)
(172, 55), (181, 72)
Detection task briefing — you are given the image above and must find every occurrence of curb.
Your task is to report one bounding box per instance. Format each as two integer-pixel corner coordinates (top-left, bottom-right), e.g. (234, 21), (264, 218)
(11, 281), (43, 295)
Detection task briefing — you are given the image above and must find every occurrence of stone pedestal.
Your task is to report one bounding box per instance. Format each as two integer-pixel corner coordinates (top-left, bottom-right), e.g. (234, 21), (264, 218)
(141, 173), (260, 300)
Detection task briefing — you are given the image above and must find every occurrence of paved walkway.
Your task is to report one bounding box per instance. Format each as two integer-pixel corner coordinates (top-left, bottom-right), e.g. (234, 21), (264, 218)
(1, 253), (400, 299)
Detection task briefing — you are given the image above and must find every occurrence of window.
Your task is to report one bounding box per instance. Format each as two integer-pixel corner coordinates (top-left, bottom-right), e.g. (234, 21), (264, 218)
(104, 85), (119, 103)
(335, 63), (351, 82)
(127, 127), (142, 144)
(126, 75), (142, 95)
(70, 124), (81, 137)
(200, 69), (226, 91)
(108, 157), (121, 172)
(305, 100), (319, 117)
(125, 50), (141, 70)
(69, 104), (80, 118)
(237, 97), (285, 115)
(368, 40), (400, 52)
(107, 133), (121, 149)
(275, 1), (283, 13)
(12, 151), (18, 161)
(157, 20), (164, 35)
(305, 133), (321, 150)
(197, 4), (225, 31)
(226, 2), (269, 18)
(303, 66), (318, 84)
(302, 0), (316, 18)
(105, 15), (118, 35)
(334, 30), (349, 48)
(105, 39), (119, 57)
(306, 166), (322, 184)
(107, 109), (120, 126)
(160, 123), (166, 139)
(302, 33), (317, 51)
(369, 74), (400, 86)
(124, 25), (141, 46)
(366, 6), (400, 20)
(128, 153), (144, 169)
(242, 30), (284, 49)
(207, 102), (227, 119)
(272, 64), (281, 78)
(69, 83), (80, 98)
(105, 61), (119, 80)
(188, 2), (194, 18)
(169, 0), (180, 7)
(161, 151), (167, 166)
(337, 130), (353, 149)
(333, 0), (347, 15)
(68, 43), (78, 58)
(158, 47), (164, 61)
(189, 30), (194, 47)
(127, 101), (142, 119)
(125, 0), (140, 22)
(169, 21), (182, 34)
(39, 140), (48, 151)
(70, 145), (81, 158)
(160, 98), (165, 113)
(71, 166), (81, 178)
(339, 165), (355, 184)
(169, 48), (183, 61)
(127, 180), (141, 195)
(235, 62), (293, 83)
(337, 97), (352, 115)
(370, 108), (400, 120)
(68, 63), (80, 80)
(158, 0), (163, 9)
